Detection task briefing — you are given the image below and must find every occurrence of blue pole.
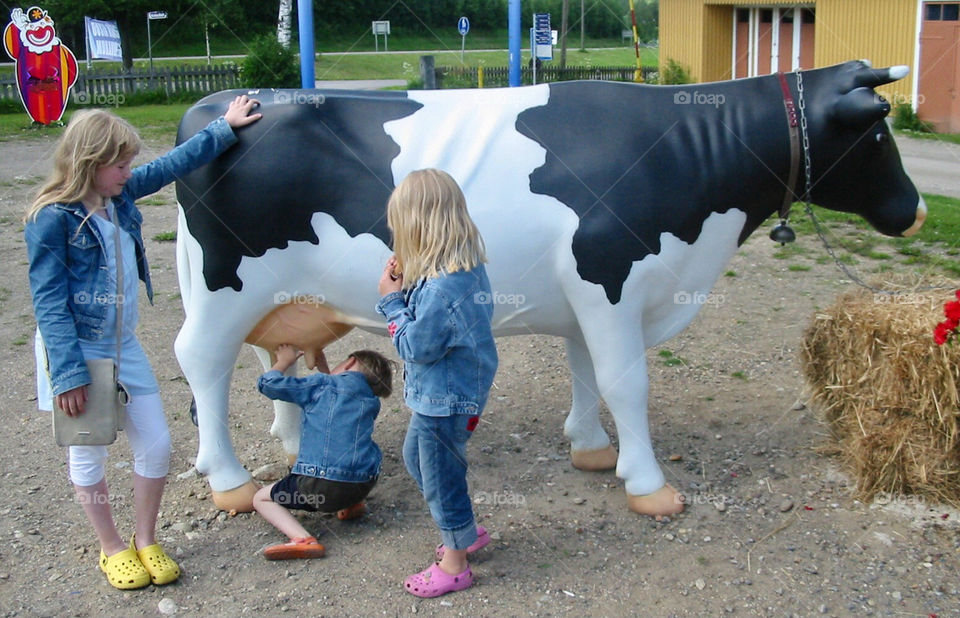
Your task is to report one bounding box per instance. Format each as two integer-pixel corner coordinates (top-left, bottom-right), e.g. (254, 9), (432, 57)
(508, 0), (521, 86)
(298, 0), (315, 88)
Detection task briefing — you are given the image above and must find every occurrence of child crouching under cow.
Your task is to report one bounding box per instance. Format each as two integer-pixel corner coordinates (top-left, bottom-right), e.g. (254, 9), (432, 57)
(253, 344), (393, 559)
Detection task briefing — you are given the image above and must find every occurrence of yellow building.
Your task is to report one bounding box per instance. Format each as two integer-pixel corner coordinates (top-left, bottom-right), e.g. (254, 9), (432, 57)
(660, 1), (960, 131)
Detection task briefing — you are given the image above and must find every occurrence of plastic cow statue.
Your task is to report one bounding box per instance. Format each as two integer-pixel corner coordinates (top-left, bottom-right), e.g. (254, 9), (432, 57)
(173, 61), (925, 515)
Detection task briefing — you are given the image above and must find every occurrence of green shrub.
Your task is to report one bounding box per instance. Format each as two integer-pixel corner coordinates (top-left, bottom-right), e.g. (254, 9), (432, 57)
(659, 59), (692, 85)
(892, 102), (933, 133)
(241, 35), (300, 88)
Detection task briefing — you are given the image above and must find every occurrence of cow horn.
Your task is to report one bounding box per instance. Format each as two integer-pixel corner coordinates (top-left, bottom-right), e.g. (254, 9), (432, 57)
(854, 65), (910, 89)
(833, 86), (890, 128)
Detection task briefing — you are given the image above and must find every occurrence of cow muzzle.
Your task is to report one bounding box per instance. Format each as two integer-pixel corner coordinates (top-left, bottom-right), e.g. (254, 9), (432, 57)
(902, 196), (926, 238)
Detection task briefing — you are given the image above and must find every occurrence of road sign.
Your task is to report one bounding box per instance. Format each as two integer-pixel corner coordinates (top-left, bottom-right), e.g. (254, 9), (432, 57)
(147, 11), (167, 20)
(458, 16), (470, 36)
(533, 12), (553, 61)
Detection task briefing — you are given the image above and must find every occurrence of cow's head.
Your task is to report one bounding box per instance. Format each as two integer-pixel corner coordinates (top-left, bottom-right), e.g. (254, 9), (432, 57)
(802, 61), (925, 237)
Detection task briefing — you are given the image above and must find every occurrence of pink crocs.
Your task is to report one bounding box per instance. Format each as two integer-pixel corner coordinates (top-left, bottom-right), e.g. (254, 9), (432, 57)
(404, 562), (473, 598)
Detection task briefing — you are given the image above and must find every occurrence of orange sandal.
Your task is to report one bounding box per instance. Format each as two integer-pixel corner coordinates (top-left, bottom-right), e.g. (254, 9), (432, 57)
(99, 548), (151, 590)
(336, 501), (367, 521)
(263, 536), (326, 560)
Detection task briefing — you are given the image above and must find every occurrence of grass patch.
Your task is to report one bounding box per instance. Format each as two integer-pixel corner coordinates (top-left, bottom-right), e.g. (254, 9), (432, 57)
(657, 349), (686, 367)
(788, 264), (811, 272)
(12, 336), (27, 346)
(139, 197), (171, 206)
(0, 104), (191, 143)
(724, 270), (736, 277)
(731, 371), (748, 380)
(153, 231), (177, 242)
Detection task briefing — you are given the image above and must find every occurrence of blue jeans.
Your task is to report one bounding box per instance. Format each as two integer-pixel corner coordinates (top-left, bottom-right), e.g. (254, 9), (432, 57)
(403, 412), (478, 551)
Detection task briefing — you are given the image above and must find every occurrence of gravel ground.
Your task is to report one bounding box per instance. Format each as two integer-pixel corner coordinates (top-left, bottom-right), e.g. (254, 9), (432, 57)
(0, 131), (957, 617)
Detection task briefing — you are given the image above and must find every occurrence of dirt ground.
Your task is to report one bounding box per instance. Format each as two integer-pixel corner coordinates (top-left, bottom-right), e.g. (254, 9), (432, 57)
(0, 132), (958, 618)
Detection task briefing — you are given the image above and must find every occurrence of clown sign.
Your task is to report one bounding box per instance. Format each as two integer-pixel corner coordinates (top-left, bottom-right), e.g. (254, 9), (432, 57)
(3, 6), (78, 125)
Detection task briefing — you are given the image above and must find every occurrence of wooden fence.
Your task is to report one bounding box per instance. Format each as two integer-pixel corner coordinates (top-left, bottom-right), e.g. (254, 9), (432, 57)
(435, 65), (658, 89)
(0, 64), (241, 103)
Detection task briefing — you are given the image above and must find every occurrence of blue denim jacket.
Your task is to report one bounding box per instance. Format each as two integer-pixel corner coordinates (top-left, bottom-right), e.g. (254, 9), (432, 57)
(376, 265), (498, 417)
(258, 370), (382, 483)
(25, 117), (237, 396)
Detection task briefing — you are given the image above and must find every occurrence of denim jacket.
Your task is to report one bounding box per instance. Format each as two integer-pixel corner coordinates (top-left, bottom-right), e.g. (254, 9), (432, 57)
(376, 265), (498, 417)
(25, 117), (237, 396)
(258, 370), (382, 483)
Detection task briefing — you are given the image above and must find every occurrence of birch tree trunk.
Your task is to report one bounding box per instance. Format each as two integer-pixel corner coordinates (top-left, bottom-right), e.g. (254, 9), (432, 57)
(277, 0), (293, 48)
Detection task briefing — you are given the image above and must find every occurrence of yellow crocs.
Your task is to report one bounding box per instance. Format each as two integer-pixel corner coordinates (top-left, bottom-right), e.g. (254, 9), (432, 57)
(99, 548), (151, 590)
(131, 535), (180, 585)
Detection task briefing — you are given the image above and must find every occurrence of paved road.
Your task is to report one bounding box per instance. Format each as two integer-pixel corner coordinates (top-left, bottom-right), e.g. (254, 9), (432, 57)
(896, 135), (960, 199)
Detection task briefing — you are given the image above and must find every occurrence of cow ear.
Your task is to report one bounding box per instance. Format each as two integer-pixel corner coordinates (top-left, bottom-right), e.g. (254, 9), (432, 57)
(853, 64), (910, 89)
(833, 87), (891, 129)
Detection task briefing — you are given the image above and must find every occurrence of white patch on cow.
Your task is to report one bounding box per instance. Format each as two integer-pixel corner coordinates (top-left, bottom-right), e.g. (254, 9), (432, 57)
(385, 86), (584, 335)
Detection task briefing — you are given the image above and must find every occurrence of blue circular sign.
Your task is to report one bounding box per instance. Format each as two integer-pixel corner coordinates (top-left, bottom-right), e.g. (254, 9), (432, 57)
(458, 16), (470, 36)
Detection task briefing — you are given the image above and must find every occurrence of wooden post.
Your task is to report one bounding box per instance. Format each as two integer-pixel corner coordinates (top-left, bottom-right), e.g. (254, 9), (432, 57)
(420, 55), (436, 89)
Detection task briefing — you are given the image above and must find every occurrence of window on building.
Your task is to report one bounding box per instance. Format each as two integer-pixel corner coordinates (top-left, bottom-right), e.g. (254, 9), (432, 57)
(801, 8), (816, 24)
(926, 3), (960, 20)
(737, 8), (749, 23)
(760, 9), (773, 23)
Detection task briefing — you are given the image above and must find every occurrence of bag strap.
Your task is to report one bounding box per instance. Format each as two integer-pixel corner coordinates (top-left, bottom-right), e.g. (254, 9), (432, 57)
(110, 203), (123, 371)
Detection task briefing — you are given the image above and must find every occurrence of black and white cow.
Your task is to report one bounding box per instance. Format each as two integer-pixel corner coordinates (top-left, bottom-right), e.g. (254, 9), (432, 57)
(174, 60), (924, 515)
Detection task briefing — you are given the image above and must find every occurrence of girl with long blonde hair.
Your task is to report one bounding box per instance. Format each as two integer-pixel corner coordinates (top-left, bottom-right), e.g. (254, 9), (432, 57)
(376, 169), (498, 597)
(24, 97), (260, 590)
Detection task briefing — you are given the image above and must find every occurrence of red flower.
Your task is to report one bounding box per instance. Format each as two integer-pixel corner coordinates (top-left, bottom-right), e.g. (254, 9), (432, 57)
(934, 292), (960, 346)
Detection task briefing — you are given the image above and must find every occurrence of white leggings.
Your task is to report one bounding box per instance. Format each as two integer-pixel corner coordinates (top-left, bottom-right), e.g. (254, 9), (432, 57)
(68, 391), (171, 486)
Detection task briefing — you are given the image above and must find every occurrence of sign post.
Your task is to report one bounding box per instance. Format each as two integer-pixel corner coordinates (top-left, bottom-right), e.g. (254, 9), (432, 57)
(371, 20), (390, 52)
(457, 16), (469, 61)
(146, 10), (167, 73)
(532, 12), (552, 85)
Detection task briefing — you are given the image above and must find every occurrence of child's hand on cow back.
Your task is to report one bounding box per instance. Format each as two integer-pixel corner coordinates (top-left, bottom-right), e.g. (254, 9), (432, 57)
(224, 94), (262, 128)
(379, 256), (403, 296)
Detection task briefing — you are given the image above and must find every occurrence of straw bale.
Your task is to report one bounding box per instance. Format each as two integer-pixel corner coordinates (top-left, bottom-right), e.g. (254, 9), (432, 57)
(801, 285), (960, 506)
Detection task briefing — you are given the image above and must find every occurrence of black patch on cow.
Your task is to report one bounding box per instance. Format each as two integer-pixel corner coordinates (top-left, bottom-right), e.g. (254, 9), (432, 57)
(516, 80), (788, 304)
(176, 90), (422, 292)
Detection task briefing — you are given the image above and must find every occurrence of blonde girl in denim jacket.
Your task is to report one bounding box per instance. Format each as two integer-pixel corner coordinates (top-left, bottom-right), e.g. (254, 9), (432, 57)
(24, 98), (260, 590)
(377, 168), (498, 598)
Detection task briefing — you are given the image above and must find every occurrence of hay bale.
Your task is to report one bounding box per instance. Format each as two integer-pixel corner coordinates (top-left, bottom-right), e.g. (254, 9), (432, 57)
(800, 287), (960, 506)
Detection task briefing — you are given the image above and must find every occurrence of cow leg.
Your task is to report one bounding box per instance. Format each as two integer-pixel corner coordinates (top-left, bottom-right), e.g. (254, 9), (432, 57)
(175, 318), (258, 512)
(564, 337), (618, 471)
(251, 344), (300, 467)
(576, 320), (683, 517)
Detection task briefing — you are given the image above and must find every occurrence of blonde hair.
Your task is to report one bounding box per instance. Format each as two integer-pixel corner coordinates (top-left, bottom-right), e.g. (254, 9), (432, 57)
(387, 168), (486, 287)
(24, 109), (141, 223)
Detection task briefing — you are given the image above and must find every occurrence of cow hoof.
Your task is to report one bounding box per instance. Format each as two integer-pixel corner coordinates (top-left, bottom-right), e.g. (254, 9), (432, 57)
(570, 445), (618, 471)
(212, 481), (260, 513)
(627, 484), (685, 518)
